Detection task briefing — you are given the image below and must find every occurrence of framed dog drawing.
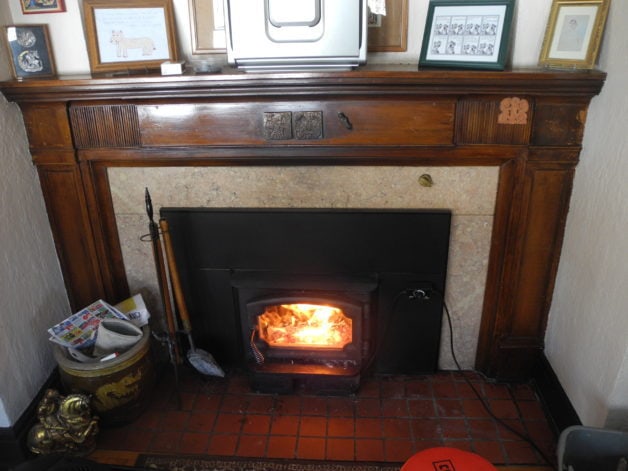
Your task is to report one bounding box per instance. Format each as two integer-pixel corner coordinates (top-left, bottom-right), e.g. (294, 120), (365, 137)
(83, 0), (178, 74)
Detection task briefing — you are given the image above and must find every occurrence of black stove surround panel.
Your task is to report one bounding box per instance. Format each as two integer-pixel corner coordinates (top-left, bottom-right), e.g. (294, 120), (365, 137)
(162, 208), (451, 393)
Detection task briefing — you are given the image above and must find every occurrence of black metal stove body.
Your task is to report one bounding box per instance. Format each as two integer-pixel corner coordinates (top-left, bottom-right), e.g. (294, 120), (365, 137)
(161, 208), (451, 393)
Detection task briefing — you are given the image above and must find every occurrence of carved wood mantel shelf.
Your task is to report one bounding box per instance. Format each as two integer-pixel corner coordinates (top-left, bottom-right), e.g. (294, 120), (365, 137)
(0, 66), (606, 380)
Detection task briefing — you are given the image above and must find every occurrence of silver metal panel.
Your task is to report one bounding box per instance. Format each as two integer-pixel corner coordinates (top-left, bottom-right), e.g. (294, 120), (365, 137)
(224, 0), (367, 70)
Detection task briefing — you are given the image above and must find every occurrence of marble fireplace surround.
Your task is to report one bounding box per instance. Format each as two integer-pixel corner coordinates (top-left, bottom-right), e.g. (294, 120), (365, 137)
(110, 166), (498, 370)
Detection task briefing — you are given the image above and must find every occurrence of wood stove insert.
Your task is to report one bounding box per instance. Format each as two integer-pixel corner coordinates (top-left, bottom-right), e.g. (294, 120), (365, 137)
(233, 273), (374, 393)
(161, 208), (451, 393)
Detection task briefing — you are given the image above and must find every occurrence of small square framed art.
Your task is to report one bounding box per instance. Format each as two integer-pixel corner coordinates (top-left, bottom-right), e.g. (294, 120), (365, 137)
(419, 0), (515, 70)
(539, 0), (610, 69)
(5, 24), (56, 79)
(20, 0), (66, 14)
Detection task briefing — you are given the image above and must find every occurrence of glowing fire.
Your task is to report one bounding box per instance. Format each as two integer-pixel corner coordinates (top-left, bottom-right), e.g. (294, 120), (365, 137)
(257, 303), (352, 349)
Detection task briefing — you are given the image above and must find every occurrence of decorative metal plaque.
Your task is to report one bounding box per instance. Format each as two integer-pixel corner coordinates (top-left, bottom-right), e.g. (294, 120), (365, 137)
(498, 97), (530, 125)
(294, 111), (323, 140)
(263, 112), (292, 140)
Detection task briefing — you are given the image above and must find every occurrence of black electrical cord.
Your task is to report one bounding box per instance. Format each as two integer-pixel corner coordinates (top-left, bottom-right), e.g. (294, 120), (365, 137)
(439, 294), (555, 467)
(362, 285), (555, 466)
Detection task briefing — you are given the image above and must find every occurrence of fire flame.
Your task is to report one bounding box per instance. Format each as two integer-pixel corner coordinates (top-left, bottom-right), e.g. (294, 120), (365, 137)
(258, 303), (352, 349)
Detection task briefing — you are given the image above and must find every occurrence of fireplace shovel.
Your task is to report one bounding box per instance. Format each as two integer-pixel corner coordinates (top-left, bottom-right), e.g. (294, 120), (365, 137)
(159, 218), (225, 377)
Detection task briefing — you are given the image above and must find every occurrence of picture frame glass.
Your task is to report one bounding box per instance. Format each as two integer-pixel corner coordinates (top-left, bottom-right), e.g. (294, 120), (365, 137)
(5, 25), (55, 78)
(424, 4), (507, 64)
(83, 0), (177, 73)
(94, 7), (171, 64)
(548, 5), (598, 61)
(539, 0), (609, 70)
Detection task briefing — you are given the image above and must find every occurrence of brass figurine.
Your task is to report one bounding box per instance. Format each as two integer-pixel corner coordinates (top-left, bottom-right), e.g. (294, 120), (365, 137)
(27, 389), (99, 455)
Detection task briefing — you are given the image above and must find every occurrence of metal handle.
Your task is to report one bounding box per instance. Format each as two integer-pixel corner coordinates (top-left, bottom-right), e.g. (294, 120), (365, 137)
(338, 112), (353, 130)
(418, 174), (434, 187)
(250, 329), (265, 365)
(160, 218), (193, 336)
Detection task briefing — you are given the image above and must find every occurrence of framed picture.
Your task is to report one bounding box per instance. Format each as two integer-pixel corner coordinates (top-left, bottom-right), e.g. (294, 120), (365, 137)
(83, 0), (178, 73)
(20, 0), (66, 14)
(539, 0), (610, 69)
(189, 0), (226, 54)
(419, 0), (515, 70)
(368, 0), (409, 52)
(4, 25), (56, 79)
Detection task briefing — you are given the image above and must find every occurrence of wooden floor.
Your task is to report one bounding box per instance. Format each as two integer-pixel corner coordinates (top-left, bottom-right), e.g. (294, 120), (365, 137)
(88, 449), (554, 470)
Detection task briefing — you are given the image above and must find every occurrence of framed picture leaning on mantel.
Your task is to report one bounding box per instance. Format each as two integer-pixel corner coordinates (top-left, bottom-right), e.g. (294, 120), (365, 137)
(82, 0), (178, 74)
(419, 0), (515, 70)
(4, 24), (56, 79)
(189, 0), (226, 54)
(368, 0), (409, 52)
(539, 0), (610, 69)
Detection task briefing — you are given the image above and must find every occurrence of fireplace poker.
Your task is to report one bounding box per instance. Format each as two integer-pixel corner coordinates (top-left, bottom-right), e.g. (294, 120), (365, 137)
(159, 218), (225, 378)
(145, 188), (182, 407)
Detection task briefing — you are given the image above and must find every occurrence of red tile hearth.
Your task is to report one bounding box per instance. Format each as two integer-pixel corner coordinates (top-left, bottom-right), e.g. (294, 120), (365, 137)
(94, 367), (557, 467)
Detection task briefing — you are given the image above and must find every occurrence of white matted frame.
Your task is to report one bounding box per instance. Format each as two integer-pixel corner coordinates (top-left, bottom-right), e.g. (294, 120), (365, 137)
(83, 0), (178, 73)
(419, 0), (515, 70)
(539, 0), (610, 69)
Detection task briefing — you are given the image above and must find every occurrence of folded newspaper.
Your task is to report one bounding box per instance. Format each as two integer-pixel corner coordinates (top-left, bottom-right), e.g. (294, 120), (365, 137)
(48, 299), (129, 349)
(114, 293), (151, 328)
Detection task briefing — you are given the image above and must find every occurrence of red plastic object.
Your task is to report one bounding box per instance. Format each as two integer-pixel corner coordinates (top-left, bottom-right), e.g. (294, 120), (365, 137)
(401, 447), (498, 471)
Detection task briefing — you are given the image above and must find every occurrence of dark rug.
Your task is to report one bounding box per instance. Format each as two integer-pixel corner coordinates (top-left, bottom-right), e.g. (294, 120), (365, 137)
(134, 455), (401, 471)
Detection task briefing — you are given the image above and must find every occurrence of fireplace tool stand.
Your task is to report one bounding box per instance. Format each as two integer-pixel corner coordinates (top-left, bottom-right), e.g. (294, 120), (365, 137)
(160, 218), (225, 378)
(145, 188), (182, 407)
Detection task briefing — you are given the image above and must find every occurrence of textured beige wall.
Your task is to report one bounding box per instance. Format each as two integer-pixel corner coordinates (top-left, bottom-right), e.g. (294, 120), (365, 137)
(0, 92), (70, 427)
(110, 166), (498, 370)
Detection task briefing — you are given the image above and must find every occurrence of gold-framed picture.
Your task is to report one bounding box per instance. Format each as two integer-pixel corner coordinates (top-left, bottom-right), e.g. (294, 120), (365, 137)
(82, 0), (178, 74)
(368, 0), (409, 52)
(539, 0), (610, 69)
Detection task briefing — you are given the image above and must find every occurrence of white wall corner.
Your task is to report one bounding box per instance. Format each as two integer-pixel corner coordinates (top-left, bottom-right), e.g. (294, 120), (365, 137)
(545, 0), (628, 427)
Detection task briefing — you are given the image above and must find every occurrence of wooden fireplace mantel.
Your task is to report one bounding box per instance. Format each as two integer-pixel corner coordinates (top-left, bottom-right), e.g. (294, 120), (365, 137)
(0, 65), (606, 380)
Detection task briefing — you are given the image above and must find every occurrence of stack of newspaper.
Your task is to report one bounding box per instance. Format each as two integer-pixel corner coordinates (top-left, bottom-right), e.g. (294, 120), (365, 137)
(48, 295), (150, 350)
(48, 300), (129, 349)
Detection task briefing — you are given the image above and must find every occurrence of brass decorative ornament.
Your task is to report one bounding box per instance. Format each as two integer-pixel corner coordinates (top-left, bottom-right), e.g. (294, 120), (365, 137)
(27, 389), (99, 456)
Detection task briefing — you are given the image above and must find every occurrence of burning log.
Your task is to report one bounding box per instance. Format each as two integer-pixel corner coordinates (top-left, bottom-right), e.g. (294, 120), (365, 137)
(258, 303), (352, 349)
